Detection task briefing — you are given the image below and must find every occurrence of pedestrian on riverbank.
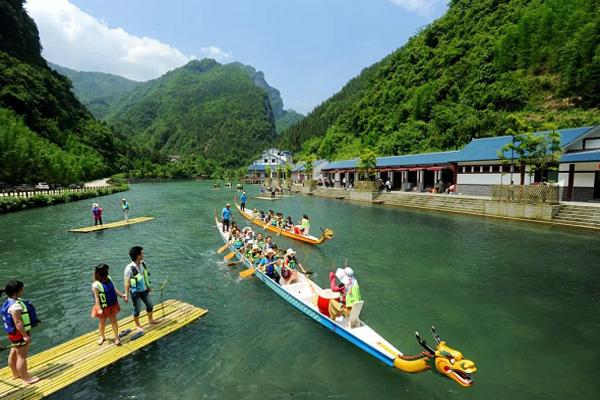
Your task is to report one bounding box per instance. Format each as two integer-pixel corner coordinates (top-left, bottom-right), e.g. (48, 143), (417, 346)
(124, 246), (157, 333)
(240, 191), (247, 211)
(91, 264), (127, 345)
(92, 203), (103, 226)
(1, 280), (40, 384)
(121, 198), (130, 222)
(222, 203), (232, 232)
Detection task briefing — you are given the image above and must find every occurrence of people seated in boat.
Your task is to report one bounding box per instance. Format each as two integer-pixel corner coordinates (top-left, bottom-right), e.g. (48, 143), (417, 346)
(260, 248), (281, 282)
(233, 231), (244, 250)
(255, 232), (265, 249)
(285, 216), (294, 231)
(280, 249), (299, 285)
(261, 235), (273, 250)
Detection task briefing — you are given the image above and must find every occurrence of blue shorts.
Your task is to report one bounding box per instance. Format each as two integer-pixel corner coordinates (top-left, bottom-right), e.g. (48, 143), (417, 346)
(131, 290), (154, 317)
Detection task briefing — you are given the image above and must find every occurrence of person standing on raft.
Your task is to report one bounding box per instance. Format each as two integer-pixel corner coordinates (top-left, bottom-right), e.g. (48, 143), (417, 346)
(124, 246), (157, 333)
(1, 280), (40, 384)
(91, 264), (127, 345)
(240, 191), (247, 211)
(121, 198), (130, 222)
(222, 203), (232, 233)
(92, 203), (103, 226)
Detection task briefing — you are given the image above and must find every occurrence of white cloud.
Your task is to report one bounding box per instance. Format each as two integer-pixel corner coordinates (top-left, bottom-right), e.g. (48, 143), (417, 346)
(388, 0), (442, 17)
(25, 0), (231, 81)
(201, 46), (231, 60)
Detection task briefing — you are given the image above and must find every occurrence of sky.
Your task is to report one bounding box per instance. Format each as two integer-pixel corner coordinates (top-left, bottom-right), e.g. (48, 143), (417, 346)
(26, 0), (447, 114)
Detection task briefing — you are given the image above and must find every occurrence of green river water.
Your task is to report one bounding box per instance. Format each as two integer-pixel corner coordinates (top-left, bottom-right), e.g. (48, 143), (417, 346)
(0, 181), (599, 399)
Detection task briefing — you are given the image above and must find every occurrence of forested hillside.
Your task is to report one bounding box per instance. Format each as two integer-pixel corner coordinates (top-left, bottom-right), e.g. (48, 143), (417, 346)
(106, 59), (278, 168)
(281, 0), (600, 160)
(0, 0), (137, 184)
(49, 63), (142, 119)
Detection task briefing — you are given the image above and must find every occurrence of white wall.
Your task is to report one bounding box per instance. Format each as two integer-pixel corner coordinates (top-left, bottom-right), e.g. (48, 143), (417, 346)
(559, 162), (599, 188)
(458, 173), (533, 185)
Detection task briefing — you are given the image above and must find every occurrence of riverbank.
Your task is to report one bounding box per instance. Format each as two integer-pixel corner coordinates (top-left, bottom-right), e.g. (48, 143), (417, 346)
(0, 184), (128, 213)
(292, 184), (600, 230)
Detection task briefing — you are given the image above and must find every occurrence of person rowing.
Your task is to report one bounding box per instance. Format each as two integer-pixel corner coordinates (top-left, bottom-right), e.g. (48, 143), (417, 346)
(280, 248), (299, 285)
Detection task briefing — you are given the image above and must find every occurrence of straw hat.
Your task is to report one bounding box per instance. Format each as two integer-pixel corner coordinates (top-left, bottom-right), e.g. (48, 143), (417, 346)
(92, 203), (99, 208)
(344, 267), (354, 278)
(285, 248), (296, 257)
(252, 244), (260, 251)
(266, 248), (276, 255)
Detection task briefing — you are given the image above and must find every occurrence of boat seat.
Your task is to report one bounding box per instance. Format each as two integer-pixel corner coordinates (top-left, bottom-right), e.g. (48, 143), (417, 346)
(347, 301), (364, 328)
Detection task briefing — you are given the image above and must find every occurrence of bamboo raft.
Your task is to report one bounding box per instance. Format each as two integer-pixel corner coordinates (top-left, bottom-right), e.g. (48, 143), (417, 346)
(69, 216), (155, 233)
(0, 300), (207, 399)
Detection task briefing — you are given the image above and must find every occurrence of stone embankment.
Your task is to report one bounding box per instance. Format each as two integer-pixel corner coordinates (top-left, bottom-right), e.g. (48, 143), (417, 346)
(291, 184), (600, 231)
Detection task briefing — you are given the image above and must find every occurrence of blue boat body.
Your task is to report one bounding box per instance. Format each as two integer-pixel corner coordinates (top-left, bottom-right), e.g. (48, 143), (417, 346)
(219, 224), (396, 368)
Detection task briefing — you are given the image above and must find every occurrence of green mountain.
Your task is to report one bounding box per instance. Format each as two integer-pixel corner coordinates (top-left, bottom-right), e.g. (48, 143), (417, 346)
(49, 63), (142, 119)
(281, 0), (600, 160)
(57, 60), (304, 135)
(0, 0), (136, 184)
(106, 59), (278, 168)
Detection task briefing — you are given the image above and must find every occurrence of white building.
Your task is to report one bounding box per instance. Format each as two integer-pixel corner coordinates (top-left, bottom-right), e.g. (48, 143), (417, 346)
(248, 148), (293, 179)
(320, 125), (600, 202)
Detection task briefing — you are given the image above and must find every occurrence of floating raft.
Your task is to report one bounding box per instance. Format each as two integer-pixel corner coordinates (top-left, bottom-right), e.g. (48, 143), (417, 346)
(69, 216), (155, 233)
(0, 300), (207, 400)
(254, 196), (280, 201)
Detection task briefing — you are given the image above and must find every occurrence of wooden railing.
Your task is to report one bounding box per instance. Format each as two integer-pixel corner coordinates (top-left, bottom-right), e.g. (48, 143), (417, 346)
(491, 184), (559, 204)
(0, 186), (108, 198)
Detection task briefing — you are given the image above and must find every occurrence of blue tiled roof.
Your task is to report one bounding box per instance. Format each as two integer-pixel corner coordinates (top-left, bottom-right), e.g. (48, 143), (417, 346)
(452, 126), (595, 162)
(248, 164), (268, 172)
(561, 150), (600, 163)
(292, 160), (327, 172)
(322, 159), (358, 170)
(377, 151), (459, 167)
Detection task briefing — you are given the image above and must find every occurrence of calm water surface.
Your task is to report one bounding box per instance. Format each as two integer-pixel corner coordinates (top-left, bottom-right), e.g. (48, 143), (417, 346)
(0, 182), (598, 399)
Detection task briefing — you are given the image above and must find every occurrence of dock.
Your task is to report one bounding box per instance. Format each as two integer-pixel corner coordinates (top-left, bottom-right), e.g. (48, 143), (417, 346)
(0, 300), (207, 399)
(69, 216), (155, 233)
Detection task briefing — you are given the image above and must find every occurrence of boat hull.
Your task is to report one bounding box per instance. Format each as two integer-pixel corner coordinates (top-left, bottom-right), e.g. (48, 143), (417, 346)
(234, 203), (327, 245)
(216, 218), (399, 369)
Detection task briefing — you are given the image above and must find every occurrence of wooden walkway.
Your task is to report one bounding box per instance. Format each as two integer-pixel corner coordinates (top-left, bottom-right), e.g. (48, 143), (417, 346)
(0, 300), (207, 399)
(69, 216), (154, 233)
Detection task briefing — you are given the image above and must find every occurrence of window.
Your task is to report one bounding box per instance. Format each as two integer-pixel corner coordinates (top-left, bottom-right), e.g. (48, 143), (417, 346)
(272, 159), (275, 163)
(264, 159), (268, 163)
(491, 165), (500, 173)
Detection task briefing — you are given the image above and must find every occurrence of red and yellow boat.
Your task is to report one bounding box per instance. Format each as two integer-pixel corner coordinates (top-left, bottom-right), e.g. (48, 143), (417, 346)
(234, 202), (333, 245)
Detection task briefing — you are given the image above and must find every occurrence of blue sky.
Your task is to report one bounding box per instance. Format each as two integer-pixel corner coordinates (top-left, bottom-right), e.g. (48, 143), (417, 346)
(27, 0), (446, 114)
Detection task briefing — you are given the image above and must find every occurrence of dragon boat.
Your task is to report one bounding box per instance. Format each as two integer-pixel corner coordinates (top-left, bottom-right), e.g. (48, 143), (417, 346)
(215, 217), (477, 387)
(234, 202), (334, 245)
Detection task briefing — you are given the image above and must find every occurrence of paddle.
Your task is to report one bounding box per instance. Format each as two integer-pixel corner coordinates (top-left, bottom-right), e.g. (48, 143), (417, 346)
(223, 246), (243, 261)
(159, 276), (169, 319)
(217, 241), (231, 254)
(239, 259), (279, 279)
(297, 262), (313, 275)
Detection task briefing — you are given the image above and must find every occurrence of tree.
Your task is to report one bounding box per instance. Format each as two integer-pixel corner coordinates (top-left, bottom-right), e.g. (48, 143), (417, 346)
(285, 163), (292, 179)
(498, 116), (562, 183)
(358, 149), (377, 181)
(305, 159), (314, 181)
(265, 165), (271, 179)
(276, 164), (283, 179)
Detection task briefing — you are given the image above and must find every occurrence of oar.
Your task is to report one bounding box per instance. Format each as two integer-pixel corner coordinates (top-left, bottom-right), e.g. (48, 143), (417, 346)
(217, 241), (231, 254)
(239, 259), (279, 279)
(223, 246), (243, 261)
(159, 276), (169, 319)
(297, 262), (313, 275)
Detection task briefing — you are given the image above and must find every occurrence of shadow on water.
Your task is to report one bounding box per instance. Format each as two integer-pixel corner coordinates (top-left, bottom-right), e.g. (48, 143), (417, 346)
(1, 181), (599, 399)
